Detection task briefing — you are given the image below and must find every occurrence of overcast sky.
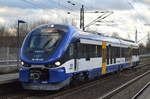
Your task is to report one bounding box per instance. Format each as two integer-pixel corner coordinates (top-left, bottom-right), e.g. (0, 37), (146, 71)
(0, 0), (150, 44)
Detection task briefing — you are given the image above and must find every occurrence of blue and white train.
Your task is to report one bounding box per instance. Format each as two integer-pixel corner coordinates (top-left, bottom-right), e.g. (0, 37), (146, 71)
(19, 24), (140, 90)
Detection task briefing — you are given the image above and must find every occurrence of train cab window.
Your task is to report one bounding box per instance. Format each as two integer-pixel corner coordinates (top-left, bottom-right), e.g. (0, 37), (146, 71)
(61, 42), (75, 61)
(69, 43), (74, 57)
(23, 27), (67, 60)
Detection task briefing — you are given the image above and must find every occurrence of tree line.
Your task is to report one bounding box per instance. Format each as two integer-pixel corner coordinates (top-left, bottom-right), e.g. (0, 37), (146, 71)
(0, 20), (149, 55)
(0, 20), (53, 47)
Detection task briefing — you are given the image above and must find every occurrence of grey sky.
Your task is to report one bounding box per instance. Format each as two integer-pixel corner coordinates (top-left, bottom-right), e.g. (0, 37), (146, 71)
(0, 0), (146, 10)
(0, 0), (149, 44)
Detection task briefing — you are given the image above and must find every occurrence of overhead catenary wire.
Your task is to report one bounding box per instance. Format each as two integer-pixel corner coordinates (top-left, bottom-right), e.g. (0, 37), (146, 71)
(21, 0), (43, 9)
(22, 0), (77, 16)
(67, 0), (114, 30)
(73, 0), (108, 11)
(47, 0), (73, 11)
(73, 0), (95, 10)
(47, 0), (88, 20)
(22, 0), (113, 29)
(126, 0), (148, 43)
(71, 0), (113, 28)
(65, 0), (110, 19)
(22, 0), (80, 23)
(126, 0), (146, 23)
(84, 11), (113, 28)
(49, 0), (97, 19)
(137, 33), (149, 43)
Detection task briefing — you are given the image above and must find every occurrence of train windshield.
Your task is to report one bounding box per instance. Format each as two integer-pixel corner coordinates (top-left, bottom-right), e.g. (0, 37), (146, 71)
(29, 33), (61, 50)
(23, 27), (66, 61)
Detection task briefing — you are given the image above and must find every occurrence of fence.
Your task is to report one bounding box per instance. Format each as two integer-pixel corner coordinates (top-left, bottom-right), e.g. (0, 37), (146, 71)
(0, 47), (18, 61)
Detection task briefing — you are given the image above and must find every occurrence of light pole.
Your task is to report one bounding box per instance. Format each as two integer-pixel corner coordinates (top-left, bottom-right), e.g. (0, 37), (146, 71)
(17, 20), (26, 67)
(135, 29), (137, 43)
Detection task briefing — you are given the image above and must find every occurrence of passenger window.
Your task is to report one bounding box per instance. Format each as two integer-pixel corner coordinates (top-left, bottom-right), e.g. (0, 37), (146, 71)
(97, 45), (102, 57)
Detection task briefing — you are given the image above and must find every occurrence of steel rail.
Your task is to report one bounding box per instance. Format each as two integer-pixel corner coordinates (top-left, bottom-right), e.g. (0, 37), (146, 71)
(132, 81), (150, 99)
(99, 70), (150, 99)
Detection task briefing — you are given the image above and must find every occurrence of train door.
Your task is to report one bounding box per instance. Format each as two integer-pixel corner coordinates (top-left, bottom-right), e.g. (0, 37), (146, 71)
(128, 46), (132, 66)
(128, 46), (133, 66)
(108, 45), (113, 64)
(107, 46), (109, 65)
(74, 41), (79, 71)
(102, 41), (107, 75)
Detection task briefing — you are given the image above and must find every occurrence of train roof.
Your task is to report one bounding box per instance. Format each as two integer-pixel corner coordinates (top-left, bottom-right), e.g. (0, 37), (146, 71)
(29, 24), (138, 48)
(73, 28), (138, 48)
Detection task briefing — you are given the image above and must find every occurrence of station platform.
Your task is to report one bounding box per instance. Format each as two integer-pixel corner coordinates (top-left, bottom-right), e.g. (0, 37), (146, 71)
(0, 73), (18, 84)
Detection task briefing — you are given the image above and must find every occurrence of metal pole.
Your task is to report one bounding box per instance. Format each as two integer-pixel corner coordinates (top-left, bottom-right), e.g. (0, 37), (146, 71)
(80, 5), (84, 31)
(80, 7), (82, 29)
(135, 29), (137, 43)
(82, 5), (85, 31)
(16, 20), (26, 67)
(148, 32), (150, 41)
(17, 20), (19, 67)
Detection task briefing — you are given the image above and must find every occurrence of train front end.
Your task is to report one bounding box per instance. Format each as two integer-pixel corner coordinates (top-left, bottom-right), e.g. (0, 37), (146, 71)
(19, 24), (73, 90)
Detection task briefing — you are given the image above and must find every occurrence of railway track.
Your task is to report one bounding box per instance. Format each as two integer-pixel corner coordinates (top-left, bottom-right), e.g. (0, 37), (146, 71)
(0, 61), (149, 99)
(100, 70), (150, 99)
(132, 81), (150, 99)
(43, 62), (150, 99)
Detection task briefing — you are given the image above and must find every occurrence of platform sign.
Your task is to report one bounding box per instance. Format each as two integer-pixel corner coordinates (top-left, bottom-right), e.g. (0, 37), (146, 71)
(102, 41), (106, 74)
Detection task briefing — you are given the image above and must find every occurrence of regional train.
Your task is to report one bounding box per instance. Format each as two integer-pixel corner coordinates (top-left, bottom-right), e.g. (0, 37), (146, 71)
(19, 24), (140, 90)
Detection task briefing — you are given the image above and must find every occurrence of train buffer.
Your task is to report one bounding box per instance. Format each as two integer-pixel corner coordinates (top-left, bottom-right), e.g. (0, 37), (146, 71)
(0, 73), (18, 84)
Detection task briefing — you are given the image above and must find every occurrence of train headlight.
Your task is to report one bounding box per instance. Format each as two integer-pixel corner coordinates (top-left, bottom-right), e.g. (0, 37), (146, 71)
(20, 61), (31, 67)
(21, 61), (24, 66)
(54, 61), (61, 66)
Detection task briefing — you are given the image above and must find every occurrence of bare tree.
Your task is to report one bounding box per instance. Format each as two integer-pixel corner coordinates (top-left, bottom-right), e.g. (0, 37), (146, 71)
(0, 25), (9, 36)
(146, 33), (150, 53)
(111, 32), (120, 38)
(127, 33), (131, 40)
(139, 43), (146, 54)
